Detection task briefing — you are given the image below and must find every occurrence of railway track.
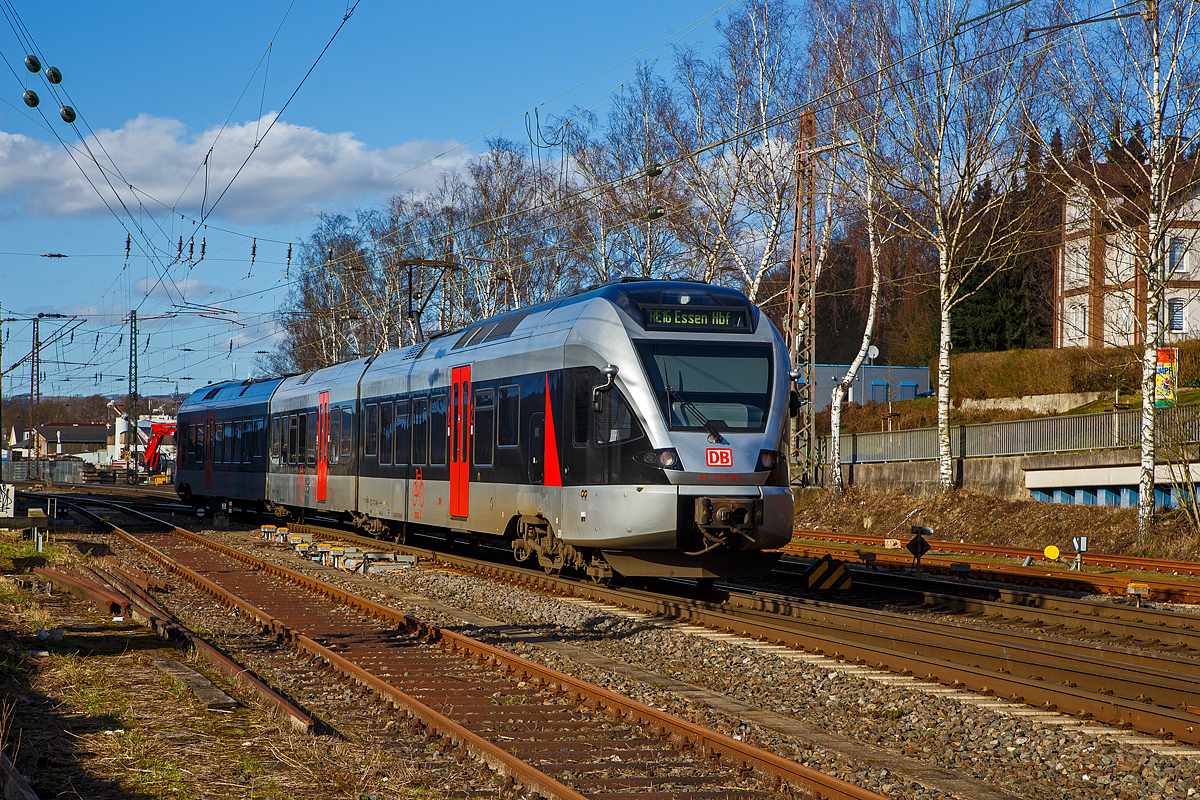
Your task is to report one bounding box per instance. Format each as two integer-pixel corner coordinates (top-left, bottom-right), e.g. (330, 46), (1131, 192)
(781, 540), (1200, 603)
(257, 518), (1200, 746)
(63, 504), (886, 800)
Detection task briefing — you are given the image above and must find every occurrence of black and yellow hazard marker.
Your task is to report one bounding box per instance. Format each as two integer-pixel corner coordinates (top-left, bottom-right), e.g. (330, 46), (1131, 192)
(804, 553), (852, 590)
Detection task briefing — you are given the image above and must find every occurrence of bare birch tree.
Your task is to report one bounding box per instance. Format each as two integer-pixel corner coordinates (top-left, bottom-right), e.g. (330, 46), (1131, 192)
(869, 0), (1044, 493)
(1045, 0), (1200, 544)
(821, 0), (896, 499)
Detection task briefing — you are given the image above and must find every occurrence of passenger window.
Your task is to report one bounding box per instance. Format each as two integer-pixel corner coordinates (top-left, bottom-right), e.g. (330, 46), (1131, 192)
(340, 408), (353, 462)
(379, 402), (394, 466)
(271, 417), (281, 461)
(294, 417), (304, 465)
(429, 392), (448, 466)
(215, 423), (225, 464)
(474, 389), (494, 466)
(307, 411), (317, 466)
(330, 409), (341, 464)
(411, 397), (429, 466)
(364, 403), (378, 457)
(498, 385), (519, 447)
(395, 400), (411, 465)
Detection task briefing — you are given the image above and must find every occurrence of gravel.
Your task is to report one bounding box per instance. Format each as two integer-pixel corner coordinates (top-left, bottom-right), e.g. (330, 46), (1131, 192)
(378, 565), (1200, 800)
(167, 527), (1200, 800)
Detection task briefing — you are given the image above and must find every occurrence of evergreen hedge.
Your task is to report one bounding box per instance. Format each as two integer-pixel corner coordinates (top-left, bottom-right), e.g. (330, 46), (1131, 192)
(936, 340), (1200, 399)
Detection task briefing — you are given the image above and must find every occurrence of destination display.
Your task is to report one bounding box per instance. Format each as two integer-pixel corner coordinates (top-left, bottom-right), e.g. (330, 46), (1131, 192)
(640, 303), (751, 333)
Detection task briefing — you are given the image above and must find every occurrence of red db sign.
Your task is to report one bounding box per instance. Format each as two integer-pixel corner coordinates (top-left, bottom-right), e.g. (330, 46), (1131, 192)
(705, 448), (733, 468)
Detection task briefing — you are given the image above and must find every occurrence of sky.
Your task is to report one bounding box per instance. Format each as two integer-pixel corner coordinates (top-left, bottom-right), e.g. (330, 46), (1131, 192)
(0, 0), (732, 405)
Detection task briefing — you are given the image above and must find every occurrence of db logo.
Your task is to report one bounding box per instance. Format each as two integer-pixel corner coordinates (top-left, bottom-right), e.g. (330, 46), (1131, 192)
(705, 448), (734, 468)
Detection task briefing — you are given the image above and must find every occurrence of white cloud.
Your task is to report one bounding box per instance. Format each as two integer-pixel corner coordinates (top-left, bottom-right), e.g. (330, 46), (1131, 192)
(0, 113), (469, 224)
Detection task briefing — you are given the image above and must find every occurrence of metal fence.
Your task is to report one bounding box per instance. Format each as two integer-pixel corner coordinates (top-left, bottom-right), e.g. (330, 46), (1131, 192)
(1, 461), (86, 484)
(819, 404), (1200, 465)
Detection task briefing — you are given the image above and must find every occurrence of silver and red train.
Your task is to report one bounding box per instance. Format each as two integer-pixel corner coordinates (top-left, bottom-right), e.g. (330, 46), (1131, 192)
(175, 278), (796, 580)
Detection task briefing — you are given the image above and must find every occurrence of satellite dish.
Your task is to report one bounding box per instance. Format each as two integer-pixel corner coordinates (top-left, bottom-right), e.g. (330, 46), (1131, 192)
(867, 345), (879, 360)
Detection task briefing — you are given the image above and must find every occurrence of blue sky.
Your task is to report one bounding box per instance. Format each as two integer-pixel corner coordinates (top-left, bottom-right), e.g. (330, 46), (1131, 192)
(0, 0), (730, 401)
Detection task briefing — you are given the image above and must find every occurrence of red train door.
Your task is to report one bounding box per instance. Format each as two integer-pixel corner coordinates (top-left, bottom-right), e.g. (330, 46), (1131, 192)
(203, 410), (214, 491)
(449, 366), (471, 518)
(316, 392), (329, 503)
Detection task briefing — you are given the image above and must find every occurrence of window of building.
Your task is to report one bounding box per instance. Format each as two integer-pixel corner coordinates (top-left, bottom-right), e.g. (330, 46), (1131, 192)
(1070, 304), (1087, 340)
(900, 382), (917, 400)
(1169, 298), (1186, 332)
(1170, 237), (1187, 272)
(871, 382), (888, 403)
(498, 385), (520, 447)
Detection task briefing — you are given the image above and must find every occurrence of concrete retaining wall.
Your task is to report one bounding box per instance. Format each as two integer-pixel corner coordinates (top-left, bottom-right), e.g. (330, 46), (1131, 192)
(832, 448), (1143, 499)
(956, 392), (1102, 416)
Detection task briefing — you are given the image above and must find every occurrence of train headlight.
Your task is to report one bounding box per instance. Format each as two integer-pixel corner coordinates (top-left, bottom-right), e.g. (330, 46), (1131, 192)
(757, 450), (780, 471)
(641, 448), (683, 470)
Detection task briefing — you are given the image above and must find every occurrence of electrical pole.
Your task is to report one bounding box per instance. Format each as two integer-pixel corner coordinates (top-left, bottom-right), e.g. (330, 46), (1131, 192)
(31, 316), (41, 481)
(128, 310), (138, 483)
(785, 110), (818, 486)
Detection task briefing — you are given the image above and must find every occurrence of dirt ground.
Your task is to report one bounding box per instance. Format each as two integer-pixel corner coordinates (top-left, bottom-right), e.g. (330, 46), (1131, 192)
(793, 486), (1200, 560)
(0, 531), (454, 800)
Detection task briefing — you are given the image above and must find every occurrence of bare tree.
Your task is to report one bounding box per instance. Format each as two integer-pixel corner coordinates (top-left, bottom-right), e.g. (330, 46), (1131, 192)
(866, 0), (1044, 493)
(663, 0), (808, 302)
(1045, 0), (1200, 545)
(820, 0), (896, 500)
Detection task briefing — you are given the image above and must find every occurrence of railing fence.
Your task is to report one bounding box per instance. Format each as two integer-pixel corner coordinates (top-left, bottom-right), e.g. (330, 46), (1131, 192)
(818, 404), (1200, 465)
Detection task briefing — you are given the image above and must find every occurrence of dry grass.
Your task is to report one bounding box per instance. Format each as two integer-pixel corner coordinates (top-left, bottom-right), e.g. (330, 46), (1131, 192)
(796, 488), (1200, 559)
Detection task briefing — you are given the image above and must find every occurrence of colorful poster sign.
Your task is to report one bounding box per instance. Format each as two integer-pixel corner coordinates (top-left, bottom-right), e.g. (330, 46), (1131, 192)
(1155, 347), (1178, 407)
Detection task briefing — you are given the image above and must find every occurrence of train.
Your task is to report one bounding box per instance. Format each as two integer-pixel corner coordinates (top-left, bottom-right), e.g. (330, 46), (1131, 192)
(175, 278), (797, 581)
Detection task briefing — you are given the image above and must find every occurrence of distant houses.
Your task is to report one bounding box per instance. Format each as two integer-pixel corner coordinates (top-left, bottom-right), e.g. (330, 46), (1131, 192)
(7, 423), (111, 460)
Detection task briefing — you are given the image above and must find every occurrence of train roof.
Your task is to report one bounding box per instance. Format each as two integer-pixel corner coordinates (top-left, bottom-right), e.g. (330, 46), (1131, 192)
(179, 377), (285, 411)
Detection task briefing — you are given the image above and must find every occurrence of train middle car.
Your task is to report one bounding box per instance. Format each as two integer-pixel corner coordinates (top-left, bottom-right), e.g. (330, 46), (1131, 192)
(176, 278), (796, 580)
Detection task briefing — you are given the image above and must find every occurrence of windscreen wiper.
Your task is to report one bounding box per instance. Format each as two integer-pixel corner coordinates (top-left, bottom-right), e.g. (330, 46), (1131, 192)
(664, 384), (724, 443)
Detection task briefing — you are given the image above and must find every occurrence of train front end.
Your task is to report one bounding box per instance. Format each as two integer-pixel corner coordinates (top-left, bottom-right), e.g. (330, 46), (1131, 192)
(565, 281), (795, 579)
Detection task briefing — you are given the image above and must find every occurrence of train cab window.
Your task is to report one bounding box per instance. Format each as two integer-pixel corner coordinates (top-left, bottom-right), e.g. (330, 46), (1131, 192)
(594, 388), (641, 446)
(411, 397), (428, 465)
(364, 404), (378, 458)
(271, 417), (281, 461)
(379, 402), (394, 466)
(395, 400), (411, 465)
(288, 415), (299, 465)
(429, 392), (448, 466)
(498, 385), (520, 447)
(307, 411), (317, 466)
(340, 408), (352, 461)
(330, 409), (341, 464)
(474, 389), (494, 466)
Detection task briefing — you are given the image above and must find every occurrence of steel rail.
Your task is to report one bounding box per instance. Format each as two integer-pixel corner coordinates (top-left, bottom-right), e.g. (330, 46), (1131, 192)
(781, 542), (1200, 603)
(719, 592), (1200, 713)
(113, 523), (886, 800)
(276, 523), (1200, 744)
(841, 572), (1200, 651)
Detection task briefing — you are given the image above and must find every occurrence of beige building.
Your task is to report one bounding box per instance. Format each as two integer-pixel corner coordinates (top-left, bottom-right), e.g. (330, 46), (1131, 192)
(1055, 162), (1200, 348)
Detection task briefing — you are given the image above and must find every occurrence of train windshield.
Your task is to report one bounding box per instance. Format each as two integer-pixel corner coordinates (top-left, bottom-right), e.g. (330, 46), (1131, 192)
(635, 342), (773, 432)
